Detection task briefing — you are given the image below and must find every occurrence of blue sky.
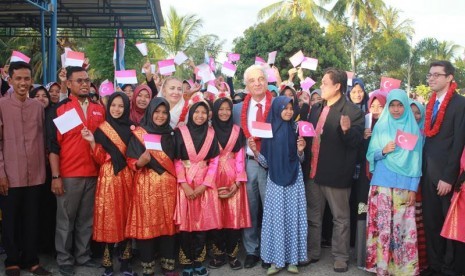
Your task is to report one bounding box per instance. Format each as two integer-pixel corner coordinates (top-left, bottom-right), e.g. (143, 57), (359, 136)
(160, 0), (465, 59)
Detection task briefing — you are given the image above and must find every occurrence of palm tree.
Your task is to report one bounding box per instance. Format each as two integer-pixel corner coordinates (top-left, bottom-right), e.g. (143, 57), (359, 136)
(161, 6), (204, 57)
(330, 0), (386, 73)
(257, 0), (330, 23)
(378, 6), (414, 40)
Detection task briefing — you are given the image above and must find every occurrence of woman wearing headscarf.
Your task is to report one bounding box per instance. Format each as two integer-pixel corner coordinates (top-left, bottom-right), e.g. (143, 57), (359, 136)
(208, 93), (251, 271)
(354, 91), (386, 269)
(81, 92), (135, 276)
(279, 85), (300, 121)
(248, 96), (307, 275)
(348, 78), (369, 112)
(366, 89), (422, 276)
(29, 86), (51, 109)
(129, 84), (152, 126)
(409, 99), (428, 273)
(174, 93), (221, 276)
(125, 97), (178, 276)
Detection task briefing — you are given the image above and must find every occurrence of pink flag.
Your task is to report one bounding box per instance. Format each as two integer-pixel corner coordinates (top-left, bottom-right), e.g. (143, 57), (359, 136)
(135, 42), (148, 56)
(255, 56), (266, 65)
(115, 70), (137, 84)
(99, 80), (114, 96)
(158, 59), (176, 76)
(298, 121), (316, 137)
(209, 57), (216, 71)
(289, 50), (305, 67)
(251, 121), (273, 138)
(10, 50), (31, 63)
(221, 61), (236, 77)
(346, 71), (355, 86)
(228, 53), (240, 62)
(301, 57), (318, 70)
(207, 80), (219, 95)
(266, 68), (277, 82)
(380, 77), (401, 93)
(187, 79), (195, 87)
(300, 77), (316, 92)
(267, 51), (277, 64)
(396, 129), (418, 151)
(65, 51), (85, 67)
(143, 134), (162, 150)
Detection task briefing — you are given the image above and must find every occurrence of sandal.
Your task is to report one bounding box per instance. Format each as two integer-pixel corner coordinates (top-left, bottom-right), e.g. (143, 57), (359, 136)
(266, 264), (282, 275)
(228, 258), (242, 270)
(208, 257), (226, 269)
(30, 265), (51, 276)
(287, 264), (299, 274)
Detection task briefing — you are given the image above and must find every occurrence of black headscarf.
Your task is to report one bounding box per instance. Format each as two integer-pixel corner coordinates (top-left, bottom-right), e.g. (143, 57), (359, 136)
(94, 92), (133, 175)
(29, 86), (51, 109)
(126, 97), (176, 174)
(212, 97), (245, 152)
(232, 92), (246, 104)
(175, 101), (219, 160)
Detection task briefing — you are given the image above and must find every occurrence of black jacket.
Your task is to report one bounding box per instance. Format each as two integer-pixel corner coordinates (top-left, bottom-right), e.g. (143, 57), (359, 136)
(305, 95), (364, 188)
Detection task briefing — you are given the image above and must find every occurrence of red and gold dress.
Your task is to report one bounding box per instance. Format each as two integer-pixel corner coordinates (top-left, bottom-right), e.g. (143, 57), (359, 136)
(92, 122), (134, 243)
(216, 125), (251, 229)
(125, 127), (177, 239)
(174, 125), (222, 232)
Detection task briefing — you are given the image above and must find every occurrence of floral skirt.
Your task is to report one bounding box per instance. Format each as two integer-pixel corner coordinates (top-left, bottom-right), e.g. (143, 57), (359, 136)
(366, 185), (419, 276)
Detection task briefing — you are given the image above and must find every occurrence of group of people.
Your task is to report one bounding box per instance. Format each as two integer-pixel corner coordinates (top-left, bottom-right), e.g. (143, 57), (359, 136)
(0, 58), (464, 276)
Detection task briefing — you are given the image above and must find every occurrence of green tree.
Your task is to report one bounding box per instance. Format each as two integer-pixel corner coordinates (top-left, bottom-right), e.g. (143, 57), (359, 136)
(232, 17), (349, 87)
(330, 0), (386, 73)
(378, 6), (414, 40)
(257, 0), (330, 22)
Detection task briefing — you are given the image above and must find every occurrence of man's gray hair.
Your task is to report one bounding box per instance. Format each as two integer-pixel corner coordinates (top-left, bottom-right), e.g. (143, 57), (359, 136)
(243, 64), (268, 85)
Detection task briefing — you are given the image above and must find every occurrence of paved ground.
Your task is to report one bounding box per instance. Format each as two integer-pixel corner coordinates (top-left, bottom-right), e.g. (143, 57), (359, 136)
(0, 247), (372, 276)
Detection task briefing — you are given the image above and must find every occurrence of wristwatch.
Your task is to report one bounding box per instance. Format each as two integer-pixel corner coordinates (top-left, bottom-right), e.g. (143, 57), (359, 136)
(52, 175), (61, 179)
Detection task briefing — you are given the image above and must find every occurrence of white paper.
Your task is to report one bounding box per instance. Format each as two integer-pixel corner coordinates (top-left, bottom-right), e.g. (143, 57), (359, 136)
(145, 141), (162, 151)
(141, 64), (156, 74)
(174, 51), (189, 65)
(365, 113), (372, 129)
(289, 50), (305, 67)
(267, 51), (277, 64)
(61, 53), (66, 67)
(136, 43), (148, 56)
(53, 108), (83, 135)
(301, 57), (318, 70)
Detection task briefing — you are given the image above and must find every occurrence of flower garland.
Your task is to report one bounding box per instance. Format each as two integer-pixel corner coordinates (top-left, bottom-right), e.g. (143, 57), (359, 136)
(424, 82), (457, 137)
(177, 99), (190, 126)
(241, 91), (273, 138)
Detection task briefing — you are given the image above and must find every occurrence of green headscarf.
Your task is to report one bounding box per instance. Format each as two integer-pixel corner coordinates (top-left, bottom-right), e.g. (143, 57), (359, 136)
(367, 89), (422, 177)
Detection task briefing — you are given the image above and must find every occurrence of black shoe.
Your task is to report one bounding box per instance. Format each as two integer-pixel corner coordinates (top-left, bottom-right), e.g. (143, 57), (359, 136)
(58, 265), (75, 276)
(244, 255), (259, 269)
(228, 258), (242, 270)
(208, 257), (226, 269)
(261, 260), (271, 269)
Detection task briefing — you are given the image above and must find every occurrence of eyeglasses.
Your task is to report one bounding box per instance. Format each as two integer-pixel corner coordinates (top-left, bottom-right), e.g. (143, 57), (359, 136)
(69, 78), (91, 84)
(426, 73), (447, 80)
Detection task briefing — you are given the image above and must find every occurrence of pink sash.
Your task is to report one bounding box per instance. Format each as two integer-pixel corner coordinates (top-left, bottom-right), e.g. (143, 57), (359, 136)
(179, 126), (214, 185)
(218, 125), (240, 180)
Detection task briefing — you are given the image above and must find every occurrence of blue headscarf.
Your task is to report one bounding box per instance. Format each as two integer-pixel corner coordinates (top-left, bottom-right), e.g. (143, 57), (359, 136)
(367, 89), (422, 177)
(260, 96), (299, 187)
(409, 99), (425, 130)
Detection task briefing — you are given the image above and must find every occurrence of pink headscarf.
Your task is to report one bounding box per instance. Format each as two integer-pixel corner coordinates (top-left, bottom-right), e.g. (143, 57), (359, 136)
(130, 84), (152, 125)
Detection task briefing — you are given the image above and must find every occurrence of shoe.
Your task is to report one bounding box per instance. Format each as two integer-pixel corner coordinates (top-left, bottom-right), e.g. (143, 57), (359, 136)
(244, 254), (259, 268)
(78, 259), (102, 268)
(262, 259), (271, 269)
(30, 265), (52, 276)
(333, 260), (348, 273)
(58, 265), (75, 276)
(182, 268), (194, 276)
(287, 264), (299, 274)
(228, 258), (242, 270)
(266, 264), (282, 275)
(208, 257), (226, 269)
(5, 266), (20, 276)
(193, 266), (209, 276)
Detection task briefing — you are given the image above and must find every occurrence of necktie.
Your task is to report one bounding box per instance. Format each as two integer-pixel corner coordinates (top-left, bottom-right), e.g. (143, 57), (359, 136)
(432, 100), (440, 122)
(256, 103), (264, 122)
(310, 106), (330, 179)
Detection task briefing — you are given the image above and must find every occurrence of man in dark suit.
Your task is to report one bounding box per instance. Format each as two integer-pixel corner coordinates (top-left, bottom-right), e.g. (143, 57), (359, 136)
(422, 60), (465, 276)
(305, 68), (364, 273)
(232, 64), (273, 269)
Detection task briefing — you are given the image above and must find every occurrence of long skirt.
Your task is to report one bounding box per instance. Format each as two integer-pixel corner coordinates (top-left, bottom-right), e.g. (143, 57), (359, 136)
(366, 185), (419, 276)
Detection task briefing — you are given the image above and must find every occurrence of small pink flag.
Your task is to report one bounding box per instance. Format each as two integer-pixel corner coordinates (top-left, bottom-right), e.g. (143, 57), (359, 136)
(221, 61), (236, 77)
(255, 56), (266, 65)
(65, 51), (85, 67)
(209, 57), (216, 71)
(143, 134), (162, 151)
(380, 77), (401, 93)
(346, 71), (355, 86)
(207, 80), (219, 95)
(228, 53), (240, 62)
(266, 68), (277, 82)
(298, 121), (316, 137)
(135, 42), (148, 56)
(99, 80), (114, 96)
(158, 59), (176, 76)
(300, 77), (316, 92)
(395, 129), (418, 151)
(301, 57), (318, 70)
(267, 51), (277, 64)
(10, 50), (31, 63)
(289, 50), (305, 67)
(115, 70), (137, 84)
(251, 121), (273, 138)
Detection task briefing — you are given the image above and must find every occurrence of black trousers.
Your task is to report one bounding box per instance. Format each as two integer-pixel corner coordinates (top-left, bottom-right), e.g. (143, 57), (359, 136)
(1, 185), (41, 268)
(422, 176), (456, 274)
(137, 235), (176, 271)
(210, 229), (241, 258)
(179, 231), (206, 268)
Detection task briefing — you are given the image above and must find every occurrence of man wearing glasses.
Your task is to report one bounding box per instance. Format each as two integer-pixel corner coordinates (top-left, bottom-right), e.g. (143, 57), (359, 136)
(46, 66), (105, 276)
(422, 60), (465, 276)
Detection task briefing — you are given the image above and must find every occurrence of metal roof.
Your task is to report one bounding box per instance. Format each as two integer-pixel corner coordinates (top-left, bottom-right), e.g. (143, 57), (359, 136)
(0, 0), (164, 38)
